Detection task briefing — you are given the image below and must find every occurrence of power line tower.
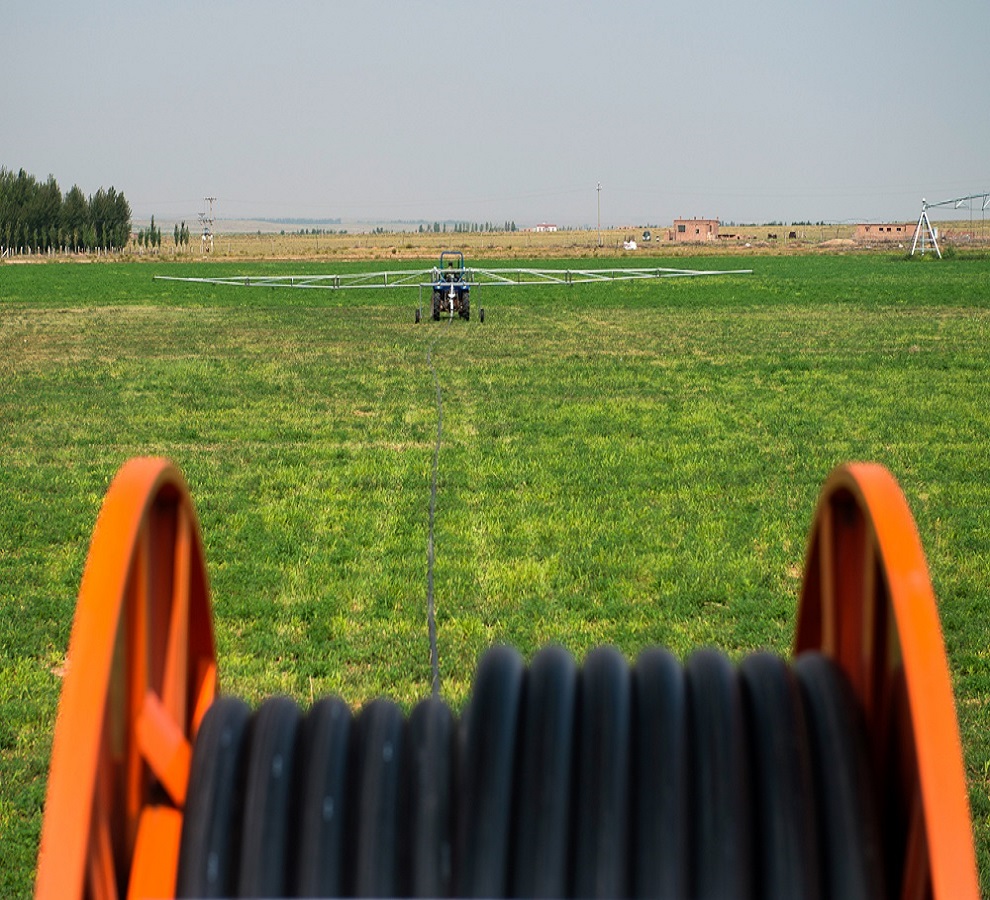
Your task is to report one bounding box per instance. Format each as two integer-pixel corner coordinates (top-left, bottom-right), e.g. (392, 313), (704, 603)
(199, 197), (216, 254)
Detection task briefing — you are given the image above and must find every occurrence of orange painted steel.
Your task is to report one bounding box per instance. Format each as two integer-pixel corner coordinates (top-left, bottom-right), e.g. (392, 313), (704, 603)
(36, 458), (216, 900)
(795, 462), (978, 899)
(127, 806), (183, 900)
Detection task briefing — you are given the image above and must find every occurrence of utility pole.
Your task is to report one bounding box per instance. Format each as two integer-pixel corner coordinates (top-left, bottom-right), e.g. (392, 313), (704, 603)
(597, 182), (603, 247)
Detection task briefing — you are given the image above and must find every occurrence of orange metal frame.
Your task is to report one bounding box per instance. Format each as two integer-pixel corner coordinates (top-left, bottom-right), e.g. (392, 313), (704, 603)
(35, 458), (977, 898)
(795, 462), (978, 898)
(36, 458), (216, 900)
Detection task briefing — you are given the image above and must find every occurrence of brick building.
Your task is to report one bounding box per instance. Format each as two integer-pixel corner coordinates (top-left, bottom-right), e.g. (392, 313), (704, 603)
(854, 223), (914, 243)
(671, 218), (719, 242)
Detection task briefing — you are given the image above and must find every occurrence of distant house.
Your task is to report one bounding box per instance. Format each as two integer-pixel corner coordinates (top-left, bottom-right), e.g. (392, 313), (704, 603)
(531, 223), (558, 232)
(671, 218), (719, 242)
(854, 223), (914, 243)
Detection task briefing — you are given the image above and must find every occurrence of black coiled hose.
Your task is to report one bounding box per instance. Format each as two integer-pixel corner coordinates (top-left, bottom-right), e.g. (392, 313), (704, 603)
(177, 645), (884, 899)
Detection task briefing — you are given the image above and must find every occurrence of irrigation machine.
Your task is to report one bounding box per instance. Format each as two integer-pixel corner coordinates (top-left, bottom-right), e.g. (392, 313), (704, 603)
(155, 250), (754, 323)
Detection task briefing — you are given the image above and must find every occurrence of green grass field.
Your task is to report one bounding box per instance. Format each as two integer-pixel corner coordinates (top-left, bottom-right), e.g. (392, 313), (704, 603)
(2, 253), (989, 895)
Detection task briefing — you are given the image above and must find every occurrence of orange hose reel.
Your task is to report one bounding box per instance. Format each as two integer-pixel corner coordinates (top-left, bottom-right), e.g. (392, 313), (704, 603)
(36, 459), (216, 900)
(35, 457), (978, 898)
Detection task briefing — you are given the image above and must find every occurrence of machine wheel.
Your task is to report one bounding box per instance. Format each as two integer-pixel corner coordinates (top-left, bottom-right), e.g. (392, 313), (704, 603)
(415, 307), (421, 324)
(461, 295), (470, 321)
(431, 291), (441, 321)
(480, 307), (485, 323)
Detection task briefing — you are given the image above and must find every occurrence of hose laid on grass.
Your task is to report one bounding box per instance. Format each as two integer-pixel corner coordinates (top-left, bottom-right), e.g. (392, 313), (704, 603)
(424, 315), (453, 698)
(176, 643), (884, 898)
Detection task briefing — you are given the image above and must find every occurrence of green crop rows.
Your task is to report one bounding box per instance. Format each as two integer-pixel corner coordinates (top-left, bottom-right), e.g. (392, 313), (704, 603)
(1, 253), (988, 895)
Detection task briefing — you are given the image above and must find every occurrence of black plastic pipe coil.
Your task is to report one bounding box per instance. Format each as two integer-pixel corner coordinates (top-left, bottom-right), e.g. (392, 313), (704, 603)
(175, 645), (885, 899)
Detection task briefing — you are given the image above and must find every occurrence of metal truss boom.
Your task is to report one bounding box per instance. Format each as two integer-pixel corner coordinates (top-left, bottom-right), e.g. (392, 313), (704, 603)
(924, 191), (990, 211)
(154, 264), (751, 291)
(911, 191), (990, 257)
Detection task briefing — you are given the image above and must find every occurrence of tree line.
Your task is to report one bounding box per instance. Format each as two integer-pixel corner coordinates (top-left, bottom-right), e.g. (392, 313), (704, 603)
(0, 167), (131, 253)
(416, 221), (519, 234)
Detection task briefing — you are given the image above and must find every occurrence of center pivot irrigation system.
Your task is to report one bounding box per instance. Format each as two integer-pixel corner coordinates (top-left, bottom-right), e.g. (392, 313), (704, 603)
(36, 457), (978, 898)
(155, 250), (753, 322)
(912, 191), (990, 257)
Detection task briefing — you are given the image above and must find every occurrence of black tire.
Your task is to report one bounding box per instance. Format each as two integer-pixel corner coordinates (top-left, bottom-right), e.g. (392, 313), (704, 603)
(294, 696), (353, 897)
(237, 696), (302, 898)
(479, 307), (485, 323)
(461, 294), (470, 321)
(432, 290), (441, 321)
(415, 307), (421, 324)
(456, 644), (525, 898)
(176, 696), (252, 898)
(631, 646), (689, 898)
(510, 644), (578, 898)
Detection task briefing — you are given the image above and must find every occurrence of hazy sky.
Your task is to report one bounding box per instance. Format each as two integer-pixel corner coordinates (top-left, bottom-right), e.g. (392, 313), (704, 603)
(4, 1), (988, 228)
